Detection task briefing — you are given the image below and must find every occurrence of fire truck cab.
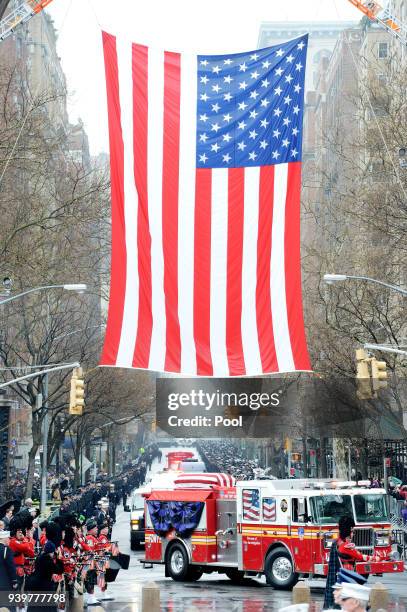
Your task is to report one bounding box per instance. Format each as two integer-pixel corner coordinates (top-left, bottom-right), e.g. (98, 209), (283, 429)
(143, 475), (403, 588)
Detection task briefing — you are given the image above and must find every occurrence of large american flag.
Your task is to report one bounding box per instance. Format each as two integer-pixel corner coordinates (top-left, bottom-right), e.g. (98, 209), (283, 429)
(100, 32), (311, 376)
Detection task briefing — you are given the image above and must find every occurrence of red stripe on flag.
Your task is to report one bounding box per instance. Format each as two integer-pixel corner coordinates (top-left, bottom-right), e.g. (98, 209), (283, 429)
(226, 168), (246, 376)
(132, 44), (152, 369)
(100, 32), (126, 365)
(256, 165), (278, 372)
(194, 168), (213, 375)
(285, 162), (311, 370)
(162, 51), (181, 372)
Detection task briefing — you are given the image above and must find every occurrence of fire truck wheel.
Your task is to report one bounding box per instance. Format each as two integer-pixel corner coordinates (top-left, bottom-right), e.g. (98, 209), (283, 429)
(166, 543), (202, 581)
(264, 548), (298, 590)
(225, 569), (246, 583)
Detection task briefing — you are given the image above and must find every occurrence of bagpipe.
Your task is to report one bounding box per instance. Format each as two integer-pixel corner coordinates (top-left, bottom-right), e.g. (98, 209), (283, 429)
(68, 542), (130, 587)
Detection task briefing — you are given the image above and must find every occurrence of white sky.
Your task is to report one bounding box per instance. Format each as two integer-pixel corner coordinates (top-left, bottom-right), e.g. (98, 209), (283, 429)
(46, 0), (361, 155)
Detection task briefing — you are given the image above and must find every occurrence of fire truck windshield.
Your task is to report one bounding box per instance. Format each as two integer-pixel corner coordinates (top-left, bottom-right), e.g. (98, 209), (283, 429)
(354, 494), (388, 522)
(310, 495), (353, 524)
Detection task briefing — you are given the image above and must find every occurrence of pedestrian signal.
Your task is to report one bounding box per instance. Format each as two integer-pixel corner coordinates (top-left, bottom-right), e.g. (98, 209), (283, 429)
(69, 366), (85, 415)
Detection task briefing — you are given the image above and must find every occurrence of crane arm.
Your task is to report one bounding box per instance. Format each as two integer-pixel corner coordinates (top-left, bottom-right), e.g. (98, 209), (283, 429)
(347, 0), (407, 46)
(0, 0), (54, 42)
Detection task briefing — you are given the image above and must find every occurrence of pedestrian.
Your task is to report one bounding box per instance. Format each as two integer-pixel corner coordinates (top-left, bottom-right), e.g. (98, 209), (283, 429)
(338, 583), (371, 611)
(324, 568), (368, 611)
(122, 479), (128, 509)
(51, 485), (61, 502)
(0, 530), (18, 598)
(323, 538), (341, 609)
(2, 508), (13, 530)
(337, 516), (377, 569)
(20, 499), (33, 512)
(108, 485), (117, 523)
(8, 515), (35, 588)
(401, 500), (407, 523)
(26, 541), (64, 612)
(78, 519), (100, 607)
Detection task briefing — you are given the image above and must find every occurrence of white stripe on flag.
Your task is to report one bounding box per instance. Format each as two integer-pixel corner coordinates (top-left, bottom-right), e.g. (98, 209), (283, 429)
(178, 53), (197, 375)
(115, 38), (139, 367)
(210, 169), (229, 376)
(148, 48), (166, 372)
(241, 167), (262, 375)
(271, 163), (295, 371)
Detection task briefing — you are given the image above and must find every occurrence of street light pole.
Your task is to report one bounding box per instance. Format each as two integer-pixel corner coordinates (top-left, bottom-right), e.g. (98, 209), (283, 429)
(40, 373), (48, 515)
(364, 343), (407, 357)
(0, 362), (80, 389)
(0, 283), (87, 306)
(323, 274), (407, 296)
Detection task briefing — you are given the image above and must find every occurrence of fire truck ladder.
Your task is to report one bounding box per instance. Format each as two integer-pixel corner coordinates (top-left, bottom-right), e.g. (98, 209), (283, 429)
(348, 1), (407, 46)
(0, 0), (54, 42)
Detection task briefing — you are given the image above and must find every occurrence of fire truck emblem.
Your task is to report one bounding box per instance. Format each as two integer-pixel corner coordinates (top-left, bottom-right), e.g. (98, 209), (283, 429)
(281, 499), (288, 512)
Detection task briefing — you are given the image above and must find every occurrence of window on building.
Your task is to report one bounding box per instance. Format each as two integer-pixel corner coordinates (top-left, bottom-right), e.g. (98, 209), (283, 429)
(378, 42), (389, 59)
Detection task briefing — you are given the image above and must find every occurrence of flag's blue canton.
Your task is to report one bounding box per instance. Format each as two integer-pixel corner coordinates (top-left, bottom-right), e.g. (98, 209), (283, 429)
(196, 35), (308, 168)
(251, 489), (260, 509)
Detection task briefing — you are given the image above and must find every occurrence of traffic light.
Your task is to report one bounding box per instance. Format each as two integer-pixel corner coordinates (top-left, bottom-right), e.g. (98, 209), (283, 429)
(292, 453), (302, 462)
(69, 366), (85, 415)
(284, 437), (292, 452)
(371, 357), (388, 393)
(355, 348), (374, 400)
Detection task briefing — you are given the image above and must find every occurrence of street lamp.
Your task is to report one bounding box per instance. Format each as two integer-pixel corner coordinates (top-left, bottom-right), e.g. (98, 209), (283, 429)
(323, 274), (407, 296)
(0, 283), (87, 305)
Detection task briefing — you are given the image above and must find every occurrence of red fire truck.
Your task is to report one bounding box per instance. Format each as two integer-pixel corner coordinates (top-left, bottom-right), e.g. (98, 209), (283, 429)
(166, 451), (195, 471)
(142, 474), (403, 588)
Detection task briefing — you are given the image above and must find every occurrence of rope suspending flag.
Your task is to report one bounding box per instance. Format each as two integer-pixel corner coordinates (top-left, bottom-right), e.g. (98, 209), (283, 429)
(100, 32), (311, 377)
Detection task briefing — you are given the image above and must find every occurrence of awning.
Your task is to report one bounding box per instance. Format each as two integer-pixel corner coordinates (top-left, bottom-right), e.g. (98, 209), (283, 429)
(147, 489), (213, 502)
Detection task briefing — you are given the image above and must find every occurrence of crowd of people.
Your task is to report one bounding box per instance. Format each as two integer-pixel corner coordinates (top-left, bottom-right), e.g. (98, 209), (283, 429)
(0, 444), (162, 610)
(198, 440), (260, 480)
